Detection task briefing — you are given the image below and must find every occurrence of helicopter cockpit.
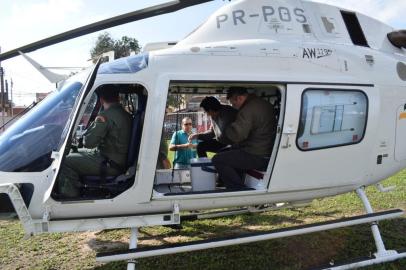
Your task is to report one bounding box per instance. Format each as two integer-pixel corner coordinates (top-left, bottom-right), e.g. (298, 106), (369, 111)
(51, 82), (148, 200)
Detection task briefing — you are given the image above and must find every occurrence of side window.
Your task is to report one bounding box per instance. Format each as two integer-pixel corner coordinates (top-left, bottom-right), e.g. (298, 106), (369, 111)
(297, 89), (368, 150)
(79, 93), (98, 128)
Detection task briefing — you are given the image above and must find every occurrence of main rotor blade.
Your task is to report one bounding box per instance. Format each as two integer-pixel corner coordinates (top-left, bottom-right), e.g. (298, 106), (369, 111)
(0, 0), (214, 62)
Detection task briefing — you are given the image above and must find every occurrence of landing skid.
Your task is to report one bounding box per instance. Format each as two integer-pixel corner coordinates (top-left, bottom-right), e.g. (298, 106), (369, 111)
(96, 187), (405, 270)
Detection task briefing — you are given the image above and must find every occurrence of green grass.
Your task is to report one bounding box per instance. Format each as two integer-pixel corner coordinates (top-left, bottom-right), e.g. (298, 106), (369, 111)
(0, 171), (405, 270)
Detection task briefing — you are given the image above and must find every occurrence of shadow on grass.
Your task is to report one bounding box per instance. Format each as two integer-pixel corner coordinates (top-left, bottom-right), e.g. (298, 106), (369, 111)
(91, 216), (406, 270)
(86, 238), (128, 254)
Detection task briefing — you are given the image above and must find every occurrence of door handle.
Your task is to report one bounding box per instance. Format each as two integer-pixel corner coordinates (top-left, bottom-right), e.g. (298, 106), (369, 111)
(282, 128), (296, 149)
(282, 134), (291, 148)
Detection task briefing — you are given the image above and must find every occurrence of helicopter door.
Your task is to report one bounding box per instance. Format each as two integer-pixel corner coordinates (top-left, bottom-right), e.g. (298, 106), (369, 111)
(269, 84), (371, 193)
(42, 62), (101, 203)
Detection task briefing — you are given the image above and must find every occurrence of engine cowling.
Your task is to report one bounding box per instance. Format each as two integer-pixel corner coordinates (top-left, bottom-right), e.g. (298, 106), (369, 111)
(388, 30), (406, 48)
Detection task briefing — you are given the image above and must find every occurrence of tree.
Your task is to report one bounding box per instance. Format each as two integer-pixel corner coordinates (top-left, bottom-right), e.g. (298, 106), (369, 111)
(90, 32), (141, 63)
(166, 94), (186, 111)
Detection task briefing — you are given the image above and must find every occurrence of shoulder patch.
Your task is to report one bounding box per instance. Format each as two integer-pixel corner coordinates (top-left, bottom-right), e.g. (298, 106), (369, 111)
(95, 115), (107, 123)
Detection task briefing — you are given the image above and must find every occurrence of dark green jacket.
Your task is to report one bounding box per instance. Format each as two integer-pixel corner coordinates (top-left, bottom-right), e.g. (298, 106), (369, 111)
(84, 104), (132, 167)
(226, 95), (276, 156)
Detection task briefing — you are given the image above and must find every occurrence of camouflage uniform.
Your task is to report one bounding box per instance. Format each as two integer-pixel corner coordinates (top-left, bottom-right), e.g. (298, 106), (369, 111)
(57, 104), (132, 197)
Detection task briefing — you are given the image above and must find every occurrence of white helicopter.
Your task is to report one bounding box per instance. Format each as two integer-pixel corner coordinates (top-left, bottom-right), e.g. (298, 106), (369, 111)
(0, 0), (405, 269)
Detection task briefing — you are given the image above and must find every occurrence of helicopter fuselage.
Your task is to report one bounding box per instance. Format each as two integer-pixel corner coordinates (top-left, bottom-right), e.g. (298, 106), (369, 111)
(0, 0), (405, 223)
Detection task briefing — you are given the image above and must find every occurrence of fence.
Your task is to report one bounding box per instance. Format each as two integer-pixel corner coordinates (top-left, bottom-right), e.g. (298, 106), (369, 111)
(163, 111), (211, 140)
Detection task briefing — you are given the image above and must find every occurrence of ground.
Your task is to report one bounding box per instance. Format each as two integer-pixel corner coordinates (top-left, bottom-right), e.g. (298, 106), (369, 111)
(0, 170), (405, 270)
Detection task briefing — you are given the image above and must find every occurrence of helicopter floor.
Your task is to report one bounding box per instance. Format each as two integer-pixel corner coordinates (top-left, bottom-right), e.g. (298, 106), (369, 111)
(153, 183), (254, 196)
(154, 183), (193, 194)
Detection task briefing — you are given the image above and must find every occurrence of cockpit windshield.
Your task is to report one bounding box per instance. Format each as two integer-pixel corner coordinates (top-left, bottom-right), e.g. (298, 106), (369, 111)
(0, 70), (91, 172)
(97, 53), (149, 74)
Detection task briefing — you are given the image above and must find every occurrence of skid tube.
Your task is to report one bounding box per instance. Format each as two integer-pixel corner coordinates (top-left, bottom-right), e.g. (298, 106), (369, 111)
(97, 210), (403, 265)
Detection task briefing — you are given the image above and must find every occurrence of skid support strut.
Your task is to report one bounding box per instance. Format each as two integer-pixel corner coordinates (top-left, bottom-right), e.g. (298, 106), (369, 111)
(127, 228), (138, 270)
(326, 187), (406, 270)
(356, 188), (393, 257)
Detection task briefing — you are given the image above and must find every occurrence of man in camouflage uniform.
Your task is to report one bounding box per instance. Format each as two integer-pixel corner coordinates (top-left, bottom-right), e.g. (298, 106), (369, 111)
(57, 86), (132, 198)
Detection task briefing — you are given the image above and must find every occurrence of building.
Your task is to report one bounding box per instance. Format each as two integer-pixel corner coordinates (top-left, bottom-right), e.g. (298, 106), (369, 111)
(36, 92), (50, 102)
(0, 106), (31, 133)
(186, 95), (228, 112)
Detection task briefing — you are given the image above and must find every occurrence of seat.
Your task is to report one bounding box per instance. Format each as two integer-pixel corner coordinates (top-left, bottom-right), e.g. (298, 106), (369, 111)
(81, 109), (143, 195)
(244, 169), (266, 190)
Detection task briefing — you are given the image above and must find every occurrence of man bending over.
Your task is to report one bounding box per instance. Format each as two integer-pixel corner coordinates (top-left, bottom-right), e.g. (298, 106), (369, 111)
(189, 96), (237, 157)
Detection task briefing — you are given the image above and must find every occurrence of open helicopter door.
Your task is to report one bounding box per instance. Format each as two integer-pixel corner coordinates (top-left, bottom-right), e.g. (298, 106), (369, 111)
(269, 84), (377, 196)
(42, 61), (101, 204)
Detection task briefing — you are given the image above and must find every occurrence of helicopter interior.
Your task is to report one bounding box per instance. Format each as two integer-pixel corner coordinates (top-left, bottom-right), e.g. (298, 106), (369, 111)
(153, 82), (283, 196)
(52, 83), (148, 201)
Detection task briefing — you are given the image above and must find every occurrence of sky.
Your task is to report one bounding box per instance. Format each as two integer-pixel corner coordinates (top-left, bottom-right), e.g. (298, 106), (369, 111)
(0, 0), (405, 106)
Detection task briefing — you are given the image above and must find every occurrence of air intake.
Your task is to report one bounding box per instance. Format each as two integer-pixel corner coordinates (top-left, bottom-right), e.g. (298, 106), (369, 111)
(388, 30), (406, 48)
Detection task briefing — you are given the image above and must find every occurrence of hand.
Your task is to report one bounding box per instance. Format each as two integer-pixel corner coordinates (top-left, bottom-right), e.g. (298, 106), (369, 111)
(188, 143), (197, 149)
(188, 133), (198, 142)
(187, 142), (196, 149)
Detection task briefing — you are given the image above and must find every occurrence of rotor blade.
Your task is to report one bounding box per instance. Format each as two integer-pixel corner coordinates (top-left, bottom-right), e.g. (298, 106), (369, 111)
(0, 0), (214, 62)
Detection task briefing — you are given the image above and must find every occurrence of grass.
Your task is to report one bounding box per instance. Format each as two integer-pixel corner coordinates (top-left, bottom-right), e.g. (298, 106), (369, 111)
(0, 170), (405, 270)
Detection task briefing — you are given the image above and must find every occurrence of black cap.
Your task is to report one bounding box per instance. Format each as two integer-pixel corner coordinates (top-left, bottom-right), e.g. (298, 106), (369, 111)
(226, 86), (248, 99)
(96, 84), (120, 102)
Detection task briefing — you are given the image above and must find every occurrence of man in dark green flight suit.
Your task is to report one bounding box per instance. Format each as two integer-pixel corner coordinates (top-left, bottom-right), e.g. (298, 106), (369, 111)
(57, 86), (132, 198)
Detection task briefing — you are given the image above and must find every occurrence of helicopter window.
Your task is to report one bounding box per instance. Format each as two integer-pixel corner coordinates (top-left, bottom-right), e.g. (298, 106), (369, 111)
(98, 53), (149, 74)
(0, 76), (87, 172)
(297, 89), (368, 151)
(79, 93), (99, 129)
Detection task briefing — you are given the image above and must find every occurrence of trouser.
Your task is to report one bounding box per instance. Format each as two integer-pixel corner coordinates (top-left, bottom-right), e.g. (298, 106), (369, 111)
(57, 149), (120, 198)
(197, 139), (228, 157)
(212, 149), (269, 189)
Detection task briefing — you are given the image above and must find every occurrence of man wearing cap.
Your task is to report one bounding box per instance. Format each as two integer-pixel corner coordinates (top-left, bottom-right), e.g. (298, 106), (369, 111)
(212, 87), (277, 189)
(189, 96), (237, 157)
(56, 86), (132, 198)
